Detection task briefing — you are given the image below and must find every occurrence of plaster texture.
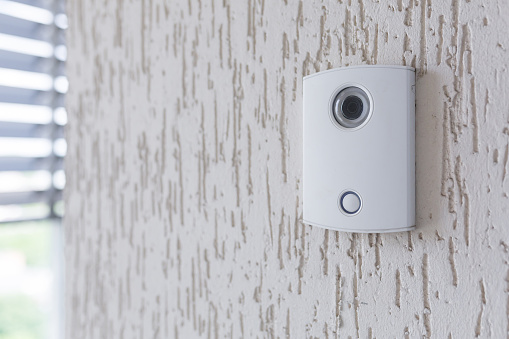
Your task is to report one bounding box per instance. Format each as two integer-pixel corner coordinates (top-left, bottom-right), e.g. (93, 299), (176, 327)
(65, 0), (509, 337)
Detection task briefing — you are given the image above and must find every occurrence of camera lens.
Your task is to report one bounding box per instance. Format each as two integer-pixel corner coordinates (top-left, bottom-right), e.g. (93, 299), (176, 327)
(331, 86), (372, 129)
(341, 96), (363, 120)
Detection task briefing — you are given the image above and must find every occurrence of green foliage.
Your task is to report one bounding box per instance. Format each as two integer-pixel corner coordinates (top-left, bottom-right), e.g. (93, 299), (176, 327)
(0, 222), (55, 338)
(0, 295), (46, 339)
(0, 222), (53, 267)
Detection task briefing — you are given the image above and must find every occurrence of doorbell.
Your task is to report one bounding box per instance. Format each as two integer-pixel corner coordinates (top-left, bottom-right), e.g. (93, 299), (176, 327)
(303, 65), (415, 233)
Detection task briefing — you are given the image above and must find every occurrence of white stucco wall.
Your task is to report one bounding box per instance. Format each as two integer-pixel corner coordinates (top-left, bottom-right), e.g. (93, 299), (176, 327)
(65, 0), (509, 337)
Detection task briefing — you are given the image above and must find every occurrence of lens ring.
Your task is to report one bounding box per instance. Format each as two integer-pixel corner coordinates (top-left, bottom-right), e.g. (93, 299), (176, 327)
(331, 86), (372, 129)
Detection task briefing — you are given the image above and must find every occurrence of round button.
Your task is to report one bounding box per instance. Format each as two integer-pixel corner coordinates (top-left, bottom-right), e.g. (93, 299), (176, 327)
(340, 191), (361, 215)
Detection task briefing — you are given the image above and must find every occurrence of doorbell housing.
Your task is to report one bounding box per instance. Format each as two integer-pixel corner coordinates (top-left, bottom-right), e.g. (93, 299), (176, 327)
(303, 65), (415, 233)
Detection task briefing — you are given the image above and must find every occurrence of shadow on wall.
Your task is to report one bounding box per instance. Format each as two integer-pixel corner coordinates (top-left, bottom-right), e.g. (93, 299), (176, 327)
(415, 69), (444, 234)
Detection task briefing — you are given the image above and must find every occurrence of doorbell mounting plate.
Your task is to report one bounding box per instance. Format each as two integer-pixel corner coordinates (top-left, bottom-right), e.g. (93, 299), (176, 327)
(303, 65), (415, 233)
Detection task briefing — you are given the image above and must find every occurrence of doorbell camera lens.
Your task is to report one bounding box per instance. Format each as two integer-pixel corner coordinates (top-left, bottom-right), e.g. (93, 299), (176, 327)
(341, 96), (363, 120)
(331, 86), (372, 129)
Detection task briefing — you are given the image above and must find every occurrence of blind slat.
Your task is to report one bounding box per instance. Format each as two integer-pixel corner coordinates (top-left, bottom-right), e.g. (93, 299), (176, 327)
(0, 67), (53, 91)
(0, 102), (53, 123)
(0, 33), (54, 58)
(0, 190), (61, 205)
(0, 157), (63, 172)
(0, 122), (64, 138)
(0, 0), (66, 219)
(0, 1), (54, 25)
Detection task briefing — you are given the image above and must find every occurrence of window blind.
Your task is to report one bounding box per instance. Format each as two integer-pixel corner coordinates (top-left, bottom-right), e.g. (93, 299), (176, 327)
(0, 0), (66, 223)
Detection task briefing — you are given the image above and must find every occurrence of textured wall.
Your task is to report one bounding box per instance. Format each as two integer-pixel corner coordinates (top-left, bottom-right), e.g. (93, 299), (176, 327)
(65, 0), (509, 337)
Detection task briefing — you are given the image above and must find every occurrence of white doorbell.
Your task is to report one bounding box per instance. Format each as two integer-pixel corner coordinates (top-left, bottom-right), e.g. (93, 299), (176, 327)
(303, 66), (415, 233)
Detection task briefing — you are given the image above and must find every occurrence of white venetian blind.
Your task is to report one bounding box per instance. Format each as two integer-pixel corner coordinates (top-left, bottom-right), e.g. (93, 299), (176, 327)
(0, 0), (67, 222)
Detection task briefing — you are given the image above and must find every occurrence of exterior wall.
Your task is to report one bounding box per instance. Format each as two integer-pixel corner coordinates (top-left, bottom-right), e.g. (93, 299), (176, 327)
(65, 0), (509, 337)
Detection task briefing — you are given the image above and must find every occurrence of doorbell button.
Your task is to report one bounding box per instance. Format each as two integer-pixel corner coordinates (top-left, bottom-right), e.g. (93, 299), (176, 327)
(340, 191), (361, 215)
